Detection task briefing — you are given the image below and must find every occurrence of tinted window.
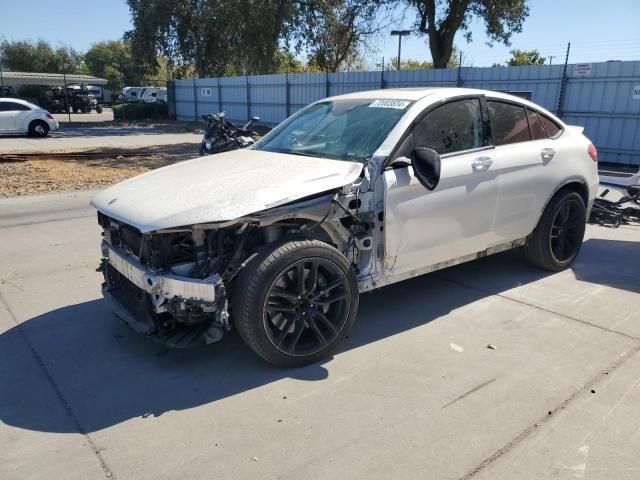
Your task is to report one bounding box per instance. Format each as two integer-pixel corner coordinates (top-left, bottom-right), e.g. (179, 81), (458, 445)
(0, 101), (30, 112)
(488, 101), (530, 145)
(527, 108), (547, 140)
(539, 114), (562, 137)
(414, 99), (485, 155)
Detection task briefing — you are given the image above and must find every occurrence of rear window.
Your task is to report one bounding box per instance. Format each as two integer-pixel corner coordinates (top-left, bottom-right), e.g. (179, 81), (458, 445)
(527, 108), (547, 140)
(539, 114), (562, 137)
(488, 101), (531, 145)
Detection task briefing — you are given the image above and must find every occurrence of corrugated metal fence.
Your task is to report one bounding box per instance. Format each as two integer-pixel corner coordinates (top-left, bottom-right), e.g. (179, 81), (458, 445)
(170, 60), (640, 165)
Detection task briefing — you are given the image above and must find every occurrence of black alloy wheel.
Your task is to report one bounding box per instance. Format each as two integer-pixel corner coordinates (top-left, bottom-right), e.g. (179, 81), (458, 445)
(550, 198), (583, 263)
(233, 240), (359, 367)
(263, 258), (350, 356)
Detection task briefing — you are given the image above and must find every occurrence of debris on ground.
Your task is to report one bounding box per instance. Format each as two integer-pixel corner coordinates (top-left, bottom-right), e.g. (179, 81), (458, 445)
(486, 344), (497, 350)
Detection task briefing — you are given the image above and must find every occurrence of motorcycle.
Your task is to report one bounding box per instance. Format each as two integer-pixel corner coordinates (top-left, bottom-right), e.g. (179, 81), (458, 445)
(200, 111), (260, 156)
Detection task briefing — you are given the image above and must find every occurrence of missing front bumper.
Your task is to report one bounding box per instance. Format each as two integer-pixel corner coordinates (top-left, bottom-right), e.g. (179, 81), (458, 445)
(100, 240), (227, 347)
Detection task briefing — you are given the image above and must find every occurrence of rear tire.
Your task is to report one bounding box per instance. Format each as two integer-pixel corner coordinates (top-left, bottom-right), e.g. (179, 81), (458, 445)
(28, 120), (49, 137)
(232, 240), (359, 367)
(524, 190), (586, 271)
(96, 105), (103, 114)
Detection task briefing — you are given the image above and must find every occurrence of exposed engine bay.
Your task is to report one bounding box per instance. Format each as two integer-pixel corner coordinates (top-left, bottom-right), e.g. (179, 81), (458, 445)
(98, 174), (377, 348)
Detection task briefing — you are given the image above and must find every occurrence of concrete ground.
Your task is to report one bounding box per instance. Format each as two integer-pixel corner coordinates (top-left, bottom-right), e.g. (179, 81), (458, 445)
(1, 191), (639, 480)
(0, 124), (200, 153)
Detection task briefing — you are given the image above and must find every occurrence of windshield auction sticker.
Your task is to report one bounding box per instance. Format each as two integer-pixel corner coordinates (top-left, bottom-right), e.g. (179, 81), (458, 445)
(369, 99), (411, 109)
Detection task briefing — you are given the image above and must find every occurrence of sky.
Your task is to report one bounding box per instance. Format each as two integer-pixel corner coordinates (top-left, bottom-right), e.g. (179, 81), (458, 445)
(0, 0), (639, 68)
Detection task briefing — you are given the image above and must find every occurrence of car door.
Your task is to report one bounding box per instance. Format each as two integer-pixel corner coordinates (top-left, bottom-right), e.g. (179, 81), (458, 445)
(0, 101), (18, 131)
(382, 97), (499, 275)
(486, 100), (564, 241)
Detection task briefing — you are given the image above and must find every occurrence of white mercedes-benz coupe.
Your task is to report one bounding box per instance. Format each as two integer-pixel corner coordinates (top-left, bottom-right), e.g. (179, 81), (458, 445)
(92, 88), (598, 367)
(0, 98), (59, 136)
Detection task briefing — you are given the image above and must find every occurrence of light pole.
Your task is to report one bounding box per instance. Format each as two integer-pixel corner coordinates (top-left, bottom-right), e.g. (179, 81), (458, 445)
(391, 30), (411, 70)
(62, 63), (72, 123)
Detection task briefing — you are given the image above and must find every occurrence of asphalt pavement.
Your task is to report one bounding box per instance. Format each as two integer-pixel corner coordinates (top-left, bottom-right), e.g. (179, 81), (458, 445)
(0, 124), (201, 153)
(1, 191), (639, 480)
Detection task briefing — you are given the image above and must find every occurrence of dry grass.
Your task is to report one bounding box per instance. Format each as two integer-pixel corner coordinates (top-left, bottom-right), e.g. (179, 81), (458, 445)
(0, 143), (199, 197)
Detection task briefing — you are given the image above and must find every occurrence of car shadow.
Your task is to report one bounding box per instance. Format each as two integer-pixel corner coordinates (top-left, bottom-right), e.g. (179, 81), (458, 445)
(1, 237), (636, 434)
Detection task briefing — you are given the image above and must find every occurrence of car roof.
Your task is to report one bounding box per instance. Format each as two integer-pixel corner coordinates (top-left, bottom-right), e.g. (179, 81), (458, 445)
(0, 97), (38, 108)
(326, 87), (563, 125)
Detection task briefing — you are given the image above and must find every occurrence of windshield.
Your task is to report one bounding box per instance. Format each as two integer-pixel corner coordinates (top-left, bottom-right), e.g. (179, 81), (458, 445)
(255, 98), (412, 162)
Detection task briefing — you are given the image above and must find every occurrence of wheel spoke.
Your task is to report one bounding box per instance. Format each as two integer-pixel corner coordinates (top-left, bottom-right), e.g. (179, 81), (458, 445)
(314, 291), (348, 306)
(266, 304), (297, 314)
(307, 260), (319, 294)
(295, 262), (305, 295)
(307, 317), (328, 346)
(310, 309), (338, 334)
(275, 315), (297, 347)
(286, 319), (306, 353)
(311, 279), (344, 301)
(555, 237), (565, 259)
(270, 288), (298, 302)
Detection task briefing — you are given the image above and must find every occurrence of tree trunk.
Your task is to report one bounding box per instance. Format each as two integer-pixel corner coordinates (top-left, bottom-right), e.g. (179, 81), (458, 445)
(429, 31), (455, 69)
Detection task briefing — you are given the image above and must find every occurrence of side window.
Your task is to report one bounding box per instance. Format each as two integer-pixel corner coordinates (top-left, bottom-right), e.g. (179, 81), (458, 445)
(539, 113), (562, 138)
(0, 102), (9, 112)
(413, 99), (485, 155)
(488, 101), (531, 145)
(527, 108), (547, 140)
(5, 102), (30, 111)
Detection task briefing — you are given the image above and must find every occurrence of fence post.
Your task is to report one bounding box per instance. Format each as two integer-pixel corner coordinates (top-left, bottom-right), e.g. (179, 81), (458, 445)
(457, 50), (463, 87)
(325, 72), (330, 97)
(217, 77), (222, 113)
(285, 73), (290, 118)
(193, 78), (198, 121)
(556, 42), (571, 117)
(380, 58), (385, 89)
(246, 76), (251, 120)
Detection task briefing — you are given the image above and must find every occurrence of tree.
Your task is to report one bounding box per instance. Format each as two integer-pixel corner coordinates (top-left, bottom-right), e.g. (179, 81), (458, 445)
(301, 0), (389, 72)
(386, 58), (433, 70)
(0, 39), (84, 73)
(125, 0), (298, 77)
(124, 0), (389, 77)
(84, 40), (144, 89)
(410, 0), (530, 68)
(506, 49), (545, 66)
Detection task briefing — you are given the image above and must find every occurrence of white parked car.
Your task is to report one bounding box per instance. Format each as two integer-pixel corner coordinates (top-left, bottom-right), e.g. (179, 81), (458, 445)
(92, 88), (598, 367)
(0, 98), (59, 137)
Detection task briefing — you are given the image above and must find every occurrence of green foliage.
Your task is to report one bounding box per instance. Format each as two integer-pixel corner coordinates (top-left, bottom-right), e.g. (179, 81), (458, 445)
(124, 0), (388, 76)
(411, 0), (530, 68)
(16, 85), (50, 104)
(0, 39), (84, 73)
(387, 58), (433, 70)
(84, 40), (145, 89)
(506, 49), (545, 66)
(302, 0), (386, 73)
(112, 102), (168, 121)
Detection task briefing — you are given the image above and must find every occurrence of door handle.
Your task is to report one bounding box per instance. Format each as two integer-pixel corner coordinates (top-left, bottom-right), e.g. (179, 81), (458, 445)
(541, 148), (556, 161)
(472, 156), (493, 170)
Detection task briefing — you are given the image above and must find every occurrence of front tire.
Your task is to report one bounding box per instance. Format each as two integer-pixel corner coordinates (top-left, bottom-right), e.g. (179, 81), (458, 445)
(524, 190), (586, 271)
(28, 120), (49, 137)
(232, 240), (359, 367)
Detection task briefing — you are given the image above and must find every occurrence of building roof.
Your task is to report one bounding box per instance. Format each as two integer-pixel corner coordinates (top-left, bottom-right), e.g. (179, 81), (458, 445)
(0, 71), (108, 86)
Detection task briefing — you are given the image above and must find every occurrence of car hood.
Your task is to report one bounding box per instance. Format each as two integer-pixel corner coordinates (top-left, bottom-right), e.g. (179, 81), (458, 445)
(91, 149), (363, 232)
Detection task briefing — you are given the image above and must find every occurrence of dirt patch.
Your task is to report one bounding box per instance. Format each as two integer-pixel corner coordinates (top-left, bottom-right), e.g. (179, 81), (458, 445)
(0, 143), (200, 197)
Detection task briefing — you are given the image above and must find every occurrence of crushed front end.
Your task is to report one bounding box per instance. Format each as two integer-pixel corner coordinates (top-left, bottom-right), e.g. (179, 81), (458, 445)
(97, 211), (233, 347)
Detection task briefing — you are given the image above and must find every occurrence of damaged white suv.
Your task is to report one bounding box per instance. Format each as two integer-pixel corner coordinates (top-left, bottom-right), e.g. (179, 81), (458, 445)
(93, 88), (598, 367)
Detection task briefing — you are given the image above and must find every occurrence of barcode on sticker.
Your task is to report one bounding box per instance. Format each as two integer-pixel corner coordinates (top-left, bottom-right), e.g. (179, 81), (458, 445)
(369, 99), (411, 109)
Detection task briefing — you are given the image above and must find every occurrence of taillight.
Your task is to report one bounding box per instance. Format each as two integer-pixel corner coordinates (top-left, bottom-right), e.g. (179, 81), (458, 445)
(45, 112), (54, 120)
(587, 144), (597, 162)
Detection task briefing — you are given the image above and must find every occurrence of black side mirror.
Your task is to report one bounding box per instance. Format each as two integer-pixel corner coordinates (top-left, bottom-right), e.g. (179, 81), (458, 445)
(411, 147), (441, 191)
